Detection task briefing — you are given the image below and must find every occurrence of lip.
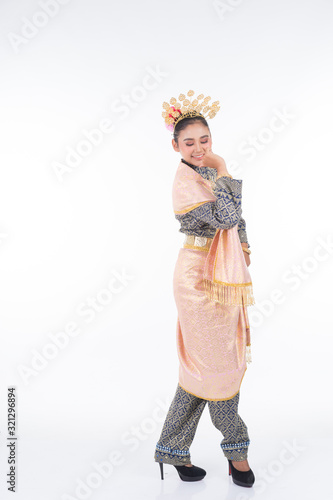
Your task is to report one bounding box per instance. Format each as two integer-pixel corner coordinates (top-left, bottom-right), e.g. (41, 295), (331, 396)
(192, 154), (204, 159)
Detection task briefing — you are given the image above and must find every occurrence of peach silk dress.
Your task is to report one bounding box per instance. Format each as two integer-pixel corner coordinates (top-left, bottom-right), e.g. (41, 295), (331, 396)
(172, 159), (252, 401)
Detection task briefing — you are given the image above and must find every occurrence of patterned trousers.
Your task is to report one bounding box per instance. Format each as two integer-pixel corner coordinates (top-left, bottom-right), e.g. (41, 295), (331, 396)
(154, 383), (250, 465)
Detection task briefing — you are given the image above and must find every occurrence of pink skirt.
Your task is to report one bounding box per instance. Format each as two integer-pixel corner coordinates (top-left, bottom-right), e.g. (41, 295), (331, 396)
(173, 246), (249, 401)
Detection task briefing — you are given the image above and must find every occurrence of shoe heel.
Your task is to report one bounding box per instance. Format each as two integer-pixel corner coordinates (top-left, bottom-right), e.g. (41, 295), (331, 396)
(159, 462), (164, 480)
(227, 458), (255, 488)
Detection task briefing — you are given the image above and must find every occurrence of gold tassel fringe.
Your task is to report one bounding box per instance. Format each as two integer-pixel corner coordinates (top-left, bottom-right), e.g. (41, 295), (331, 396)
(203, 278), (255, 307)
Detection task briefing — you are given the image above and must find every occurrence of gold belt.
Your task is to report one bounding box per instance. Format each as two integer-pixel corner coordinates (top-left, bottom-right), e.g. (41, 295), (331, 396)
(183, 234), (214, 252)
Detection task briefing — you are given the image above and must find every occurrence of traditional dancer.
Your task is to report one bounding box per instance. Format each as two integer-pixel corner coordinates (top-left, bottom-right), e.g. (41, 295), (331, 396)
(154, 91), (255, 487)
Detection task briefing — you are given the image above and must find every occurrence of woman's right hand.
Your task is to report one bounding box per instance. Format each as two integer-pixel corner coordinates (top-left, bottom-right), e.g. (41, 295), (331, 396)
(202, 149), (230, 177)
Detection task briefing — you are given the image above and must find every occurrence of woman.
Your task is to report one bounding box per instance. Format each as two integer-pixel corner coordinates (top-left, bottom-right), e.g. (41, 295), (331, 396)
(153, 91), (255, 488)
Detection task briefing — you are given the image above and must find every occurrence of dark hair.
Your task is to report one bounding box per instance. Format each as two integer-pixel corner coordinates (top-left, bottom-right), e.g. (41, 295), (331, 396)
(173, 116), (210, 145)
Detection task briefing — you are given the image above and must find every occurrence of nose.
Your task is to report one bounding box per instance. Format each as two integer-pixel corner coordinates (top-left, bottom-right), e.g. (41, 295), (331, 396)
(193, 142), (204, 153)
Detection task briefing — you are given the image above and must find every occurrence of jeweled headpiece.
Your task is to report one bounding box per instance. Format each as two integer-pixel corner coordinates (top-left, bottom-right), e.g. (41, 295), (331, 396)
(162, 90), (220, 132)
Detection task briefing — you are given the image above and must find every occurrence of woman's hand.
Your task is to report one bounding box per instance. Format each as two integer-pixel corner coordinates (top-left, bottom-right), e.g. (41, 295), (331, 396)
(202, 149), (230, 178)
(241, 243), (251, 267)
(243, 253), (251, 267)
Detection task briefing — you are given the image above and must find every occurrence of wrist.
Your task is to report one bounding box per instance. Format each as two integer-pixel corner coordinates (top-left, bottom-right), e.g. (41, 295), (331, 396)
(216, 172), (232, 179)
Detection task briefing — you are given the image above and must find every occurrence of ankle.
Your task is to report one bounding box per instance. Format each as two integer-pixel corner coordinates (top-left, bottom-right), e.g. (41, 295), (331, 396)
(231, 459), (250, 472)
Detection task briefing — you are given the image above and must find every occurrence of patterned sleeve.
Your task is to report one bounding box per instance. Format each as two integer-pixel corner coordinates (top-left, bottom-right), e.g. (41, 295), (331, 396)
(237, 216), (250, 249)
(186, 176), (243, 230)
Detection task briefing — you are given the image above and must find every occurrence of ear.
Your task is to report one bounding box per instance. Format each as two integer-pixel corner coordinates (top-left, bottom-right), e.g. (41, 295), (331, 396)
(172, 139), (180, 152)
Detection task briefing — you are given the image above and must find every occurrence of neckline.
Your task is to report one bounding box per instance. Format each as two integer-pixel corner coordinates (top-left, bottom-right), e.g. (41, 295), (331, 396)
(181, 158), (197, 169)
(181, 158), (214, 171)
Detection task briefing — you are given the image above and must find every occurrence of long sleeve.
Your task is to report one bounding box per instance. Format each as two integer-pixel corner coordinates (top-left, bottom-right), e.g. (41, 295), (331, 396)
(237, 216), (250, 249)
(187, 176), (243, 230)
(174, 170), (250, 245)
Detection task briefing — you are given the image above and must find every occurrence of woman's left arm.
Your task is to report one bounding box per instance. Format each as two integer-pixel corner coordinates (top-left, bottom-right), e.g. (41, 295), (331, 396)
(238, 216), (250, 248)
(238, 216), (251, 266)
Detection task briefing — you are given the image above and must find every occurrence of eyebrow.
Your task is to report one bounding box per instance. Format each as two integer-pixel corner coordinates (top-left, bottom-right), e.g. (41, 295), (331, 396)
(183, 135), (209, 141)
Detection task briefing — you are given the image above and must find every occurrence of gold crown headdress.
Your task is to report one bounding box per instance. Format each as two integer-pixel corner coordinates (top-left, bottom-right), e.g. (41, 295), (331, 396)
(162, 90), (220, 132)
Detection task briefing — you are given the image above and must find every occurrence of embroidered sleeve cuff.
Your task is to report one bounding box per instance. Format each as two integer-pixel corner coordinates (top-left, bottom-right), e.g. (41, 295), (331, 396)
(213, 176), (243, 195)
(238, 230), (250, 249)
(237, 216), (250, 249)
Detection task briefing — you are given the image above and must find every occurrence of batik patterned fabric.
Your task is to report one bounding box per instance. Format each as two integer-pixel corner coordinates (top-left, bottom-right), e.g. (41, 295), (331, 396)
(171, 157), (252, 400)
(174, 245), (250, 400)
(154, 384), (250, 465)
(175, 159), (250, 248)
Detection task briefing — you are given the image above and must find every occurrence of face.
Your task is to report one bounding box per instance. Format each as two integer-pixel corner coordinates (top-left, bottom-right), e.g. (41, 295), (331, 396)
(172, 122), (212, 167)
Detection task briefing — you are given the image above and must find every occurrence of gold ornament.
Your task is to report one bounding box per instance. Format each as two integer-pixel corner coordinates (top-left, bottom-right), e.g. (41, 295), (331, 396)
(162, 90), (221, 131)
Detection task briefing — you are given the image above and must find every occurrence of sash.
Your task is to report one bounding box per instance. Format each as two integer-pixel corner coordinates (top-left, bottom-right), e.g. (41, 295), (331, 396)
(172, 160), (255, 308)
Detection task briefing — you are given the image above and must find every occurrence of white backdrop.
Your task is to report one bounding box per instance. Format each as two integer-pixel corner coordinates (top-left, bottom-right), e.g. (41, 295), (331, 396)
(0, 0), (332, 499)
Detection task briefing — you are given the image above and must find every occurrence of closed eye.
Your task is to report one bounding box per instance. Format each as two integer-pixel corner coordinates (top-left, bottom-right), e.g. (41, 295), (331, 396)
(185, 140), (209, 146)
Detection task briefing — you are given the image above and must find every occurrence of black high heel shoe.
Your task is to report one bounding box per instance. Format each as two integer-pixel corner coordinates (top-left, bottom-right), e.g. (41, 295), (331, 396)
(228, 459), (255, 487)
(159, 462), (206, 481)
